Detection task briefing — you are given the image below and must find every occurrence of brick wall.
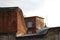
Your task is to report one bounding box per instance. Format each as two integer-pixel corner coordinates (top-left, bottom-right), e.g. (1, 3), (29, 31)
(24, 16), (44, 34)
(0, 7), (26, 35)
(0, 7), (26, 40)
(24, 17), (36, 34)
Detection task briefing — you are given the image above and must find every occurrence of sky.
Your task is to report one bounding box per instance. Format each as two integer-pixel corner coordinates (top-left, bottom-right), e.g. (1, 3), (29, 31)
(0, 0), (60, 27)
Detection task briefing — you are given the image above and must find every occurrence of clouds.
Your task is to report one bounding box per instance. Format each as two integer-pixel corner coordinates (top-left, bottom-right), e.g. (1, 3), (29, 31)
(22, 0), (60, 27)
(0, 0), (44, 11)
(0, 0), (20, 7)
(43, 0), (60, 27)
(0, 0), (60, 27)
(20, 0), (45, 12)
(29, 0), (44, 3)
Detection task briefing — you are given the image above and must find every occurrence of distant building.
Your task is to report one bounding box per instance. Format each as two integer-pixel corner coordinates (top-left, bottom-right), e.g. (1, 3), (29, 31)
(0, 7), (26, 40)
(24, 16), (44, 34)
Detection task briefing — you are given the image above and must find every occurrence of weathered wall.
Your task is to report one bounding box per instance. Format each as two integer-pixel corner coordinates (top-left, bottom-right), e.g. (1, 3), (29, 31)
(0, 7), (26, 35)
(47, 27), (60, 40)
(17, 8), (26, 36)
(0, 7), (26, 40)
(24, 16), (44, 34)
(24, 17), (36, 34)
(36, 17), (44, 29)
(0, 8), (17, 32)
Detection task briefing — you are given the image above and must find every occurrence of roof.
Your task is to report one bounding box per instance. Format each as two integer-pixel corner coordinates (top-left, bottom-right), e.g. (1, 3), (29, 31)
(0, 7), (22, 12)
(17, 27), (60, 37)
(0, 7), (21, 9)
(24, 16), (44, 19)
(17, 27), (48, 37)
(0, 7), (18, 9)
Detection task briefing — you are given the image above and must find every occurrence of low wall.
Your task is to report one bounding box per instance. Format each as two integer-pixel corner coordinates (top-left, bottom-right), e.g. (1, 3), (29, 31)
(0, 33), (16, 40)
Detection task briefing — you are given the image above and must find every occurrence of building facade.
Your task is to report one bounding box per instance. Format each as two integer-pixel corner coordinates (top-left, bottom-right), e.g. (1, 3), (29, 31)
(0, 7), (26, 40)
(24, 16), (44, 34)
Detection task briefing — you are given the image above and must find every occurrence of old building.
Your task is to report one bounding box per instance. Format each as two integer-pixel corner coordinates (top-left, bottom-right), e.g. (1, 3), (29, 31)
(24, 16), (44, 34)
(0, 7), (26, 40)
(16, 27), (60, 40)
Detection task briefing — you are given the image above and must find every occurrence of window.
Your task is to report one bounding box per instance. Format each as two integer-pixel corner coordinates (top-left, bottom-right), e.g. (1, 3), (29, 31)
(27, 22), (32, 28)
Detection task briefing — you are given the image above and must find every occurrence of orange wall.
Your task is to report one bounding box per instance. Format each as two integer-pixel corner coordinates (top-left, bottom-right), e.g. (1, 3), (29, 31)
(17, 9), (26, 35)
(0, 7), (26, 36)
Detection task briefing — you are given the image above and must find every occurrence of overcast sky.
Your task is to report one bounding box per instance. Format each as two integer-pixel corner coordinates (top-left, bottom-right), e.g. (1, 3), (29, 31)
(0, 0), (60, 27)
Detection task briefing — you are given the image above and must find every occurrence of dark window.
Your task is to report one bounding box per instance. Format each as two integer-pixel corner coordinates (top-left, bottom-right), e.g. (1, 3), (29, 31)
(27, 22), (32, 28)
